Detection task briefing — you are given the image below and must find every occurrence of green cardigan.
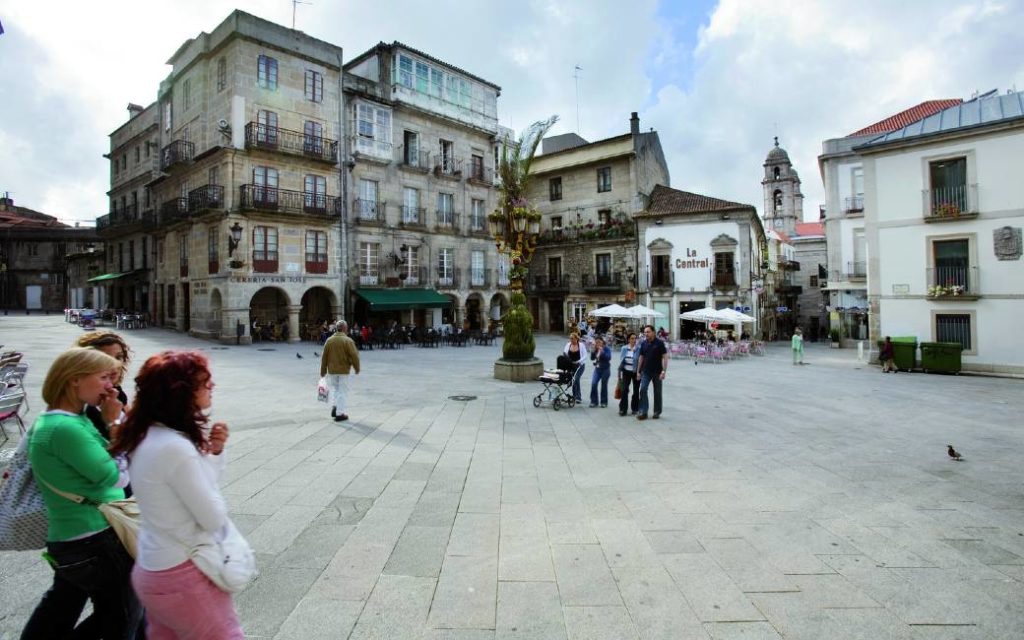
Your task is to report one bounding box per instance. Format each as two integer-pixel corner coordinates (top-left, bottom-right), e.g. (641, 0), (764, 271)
(29, 411), (123, 541)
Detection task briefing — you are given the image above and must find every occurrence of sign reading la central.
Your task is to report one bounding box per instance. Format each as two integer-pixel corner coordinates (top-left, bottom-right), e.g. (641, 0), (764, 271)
(675, 248), (709, 269)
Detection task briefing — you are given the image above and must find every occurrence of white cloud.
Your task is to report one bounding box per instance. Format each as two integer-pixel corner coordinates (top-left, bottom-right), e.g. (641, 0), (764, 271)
(0, 0), (1021, 224)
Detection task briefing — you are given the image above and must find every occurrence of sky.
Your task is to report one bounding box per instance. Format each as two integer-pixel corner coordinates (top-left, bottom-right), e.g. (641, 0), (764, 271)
(1, 0), (1022, 226)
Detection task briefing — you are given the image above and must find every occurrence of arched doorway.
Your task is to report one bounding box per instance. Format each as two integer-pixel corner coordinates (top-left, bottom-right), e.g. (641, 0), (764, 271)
(209, 288), (223, 339)
(249, 287), (290, 341)
(488, 293), (509, 331)
(465, 293), (484, 330)
(299, 286), (338, 341)
(442, 294), (460, 327)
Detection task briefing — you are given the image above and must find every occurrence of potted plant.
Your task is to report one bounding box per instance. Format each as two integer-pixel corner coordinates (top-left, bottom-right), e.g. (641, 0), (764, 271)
(829, 328), (841, 348)
(229, 259), (245, 270)
(932, 202), (961, 218)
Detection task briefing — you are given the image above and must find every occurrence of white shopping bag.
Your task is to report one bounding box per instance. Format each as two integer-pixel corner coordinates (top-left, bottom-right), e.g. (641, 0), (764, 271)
(317, 376), (329, 403)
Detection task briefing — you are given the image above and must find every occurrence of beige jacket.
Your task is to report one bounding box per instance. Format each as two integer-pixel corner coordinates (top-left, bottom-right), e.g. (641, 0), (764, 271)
(320, 333), (360, 376)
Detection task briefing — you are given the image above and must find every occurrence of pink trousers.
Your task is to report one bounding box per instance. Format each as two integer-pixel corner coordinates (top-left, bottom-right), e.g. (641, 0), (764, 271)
(131, 560), (244, 639)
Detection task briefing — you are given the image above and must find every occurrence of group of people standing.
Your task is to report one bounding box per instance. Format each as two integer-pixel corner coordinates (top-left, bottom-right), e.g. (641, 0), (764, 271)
(21, 330), (245, 639)
(563, 324), (670, 420)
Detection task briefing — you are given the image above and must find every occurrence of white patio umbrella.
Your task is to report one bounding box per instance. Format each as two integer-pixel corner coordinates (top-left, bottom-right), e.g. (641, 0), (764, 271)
(715, 308), (756, 325)
(679, 307), (720, 322)
(625, 304), (665, 319)
(590, 303), (631, 318)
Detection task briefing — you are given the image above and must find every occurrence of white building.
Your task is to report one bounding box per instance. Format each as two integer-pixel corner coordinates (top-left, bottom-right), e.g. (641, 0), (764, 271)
(635, 185), (767, 339)
(856, 90), (1024, 373)
(818, 100), (960, 345)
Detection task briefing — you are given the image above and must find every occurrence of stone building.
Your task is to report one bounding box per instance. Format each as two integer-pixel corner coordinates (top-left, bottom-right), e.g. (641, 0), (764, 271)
(96, 102), (160, 314)
(817, 99), (960, 344)
(0, 195), (99, 313)
(634, 185), (767, 339)
(100, 10), (506, 343)
(525, 113), (669, 333)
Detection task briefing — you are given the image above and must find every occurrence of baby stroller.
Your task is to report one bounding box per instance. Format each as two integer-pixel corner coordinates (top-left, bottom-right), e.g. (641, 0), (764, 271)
(533, 354), (579, 411)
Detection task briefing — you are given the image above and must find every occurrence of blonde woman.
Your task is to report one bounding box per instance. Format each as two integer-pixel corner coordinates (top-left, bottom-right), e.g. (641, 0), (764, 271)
(22, 348), (141, 639)
(562, 332), (585, 402)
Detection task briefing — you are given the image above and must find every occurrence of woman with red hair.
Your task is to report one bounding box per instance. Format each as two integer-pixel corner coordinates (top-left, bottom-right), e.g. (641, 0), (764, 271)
(109, 351), (243, 639)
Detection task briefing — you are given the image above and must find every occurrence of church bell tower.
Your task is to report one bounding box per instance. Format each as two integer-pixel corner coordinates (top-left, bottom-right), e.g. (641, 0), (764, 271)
(762, 137), (803, 236)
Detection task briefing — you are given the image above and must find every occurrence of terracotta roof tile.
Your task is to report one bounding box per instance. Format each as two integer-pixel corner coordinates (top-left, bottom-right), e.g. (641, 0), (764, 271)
(849, 100), (962, 137)
(641, 184), (753, 217)
(794, 222), (825, 237)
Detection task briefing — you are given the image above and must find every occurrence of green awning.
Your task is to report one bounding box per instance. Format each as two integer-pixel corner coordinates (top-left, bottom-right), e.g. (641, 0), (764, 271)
(87, 272), (127, 283)
(354, 288), (451, 311)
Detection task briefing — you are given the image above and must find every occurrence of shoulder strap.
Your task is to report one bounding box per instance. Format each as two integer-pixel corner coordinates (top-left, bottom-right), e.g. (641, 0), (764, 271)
(35, 475), (94, 506)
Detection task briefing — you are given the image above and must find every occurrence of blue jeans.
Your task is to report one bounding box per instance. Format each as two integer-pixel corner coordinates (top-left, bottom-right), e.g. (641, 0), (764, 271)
(638, 371), (663, 416)
(570, 362), (585, 400)
(590, 366), (610, 405)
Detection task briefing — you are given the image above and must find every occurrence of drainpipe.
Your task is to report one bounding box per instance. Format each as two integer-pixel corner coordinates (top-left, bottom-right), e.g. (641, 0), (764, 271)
(336, 50), (349, 321)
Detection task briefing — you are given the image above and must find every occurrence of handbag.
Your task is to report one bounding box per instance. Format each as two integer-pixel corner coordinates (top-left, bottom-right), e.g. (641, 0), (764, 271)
(38, 478), (140, 559)
(189, 518), (257, 593)
(614, 380), (622, 400)
(0, 434), (48, 551)
(317, 376), (329, 403)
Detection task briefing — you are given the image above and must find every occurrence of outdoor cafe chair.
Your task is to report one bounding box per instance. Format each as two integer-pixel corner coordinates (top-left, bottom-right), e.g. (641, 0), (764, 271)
(0, 390), (27, 444)
(3, 363), (29, 411)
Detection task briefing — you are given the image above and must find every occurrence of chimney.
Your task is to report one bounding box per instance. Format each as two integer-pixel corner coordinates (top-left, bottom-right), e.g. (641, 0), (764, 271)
(0, 191), (11, 209)
(819, 205), (826, 220)
(127, 103), (144, 119)
(630, 112), (640, 136)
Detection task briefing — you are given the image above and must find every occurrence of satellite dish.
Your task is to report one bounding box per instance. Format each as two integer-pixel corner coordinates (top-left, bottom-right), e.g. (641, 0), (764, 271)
(217, 119), (231, 132)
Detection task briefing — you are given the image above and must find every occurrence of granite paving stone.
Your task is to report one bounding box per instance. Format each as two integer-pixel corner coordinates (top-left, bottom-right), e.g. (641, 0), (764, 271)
(495, 581), (566, 640)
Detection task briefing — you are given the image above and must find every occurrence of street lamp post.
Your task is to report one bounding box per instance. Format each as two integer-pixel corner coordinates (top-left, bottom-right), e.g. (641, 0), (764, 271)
(488, 207), (541, 292)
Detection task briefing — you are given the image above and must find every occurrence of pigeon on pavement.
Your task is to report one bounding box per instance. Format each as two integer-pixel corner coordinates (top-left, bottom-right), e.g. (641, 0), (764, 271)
(314, 352), (320, 357)
(296, 353), (303, 359)
(947, 444), (963, 461)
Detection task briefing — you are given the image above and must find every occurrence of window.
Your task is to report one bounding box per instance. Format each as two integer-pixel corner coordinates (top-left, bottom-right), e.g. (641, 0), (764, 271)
(163, 102), (172, 132)
(403, 130), (421, 166)
(550, 177), (562, 201)
(470, 250), (485, 286)
(403, 187), (420, 224)
(852, 167), (864, 197)
(357, 179), (379, 218)
(714, 252), (735, 287)
(497, 254), (510, 286)
(257, 55), (278, 90)
(253, 166), (279, 206)
(208, 226), (219, 274)
(571, 301), (588, 325)
(652, 254), (671, 287)
(141, 237), (148, 269)
(158, 239), (164, 265)
(471, 153), (484, 180)
(929, 157), (968, 214)
(430, 67), (444, 99)
(135, 146), (140, 163)
(118, 242), (124, 272)
(437, 192), (454, 226)
(305, 230), (327, 273)
(932, 238), (971, 293)
(304, 69), (323, 102)
(121, 154), (127, 171)
(398, 55), (413, 88)
(113, 159), (119, 176)
(178, 233), (188, 277)
(256, 110), (278, 146)
(252, 226), (278, 272)
(438, 247), (454, 285)
(131, 192), (138, 215)
(358, 242), (379, 284)
(415, 60), (429, 93)
(773, 189), (783, 211)
(303, 120), (324, 157)
(208, 166), (219, 187)
(217, 57), (227, 91)
(403, 246), (420, 283)
(595, 253), (612, 285)
(597, 167), (611, 192)
(183, 78), (191, 110)
(936, 313), (971, 351)
(598, 209), (611, 227)
(304, 175), (327, 213)
(354, 103), (392, 158)
(439, 139), (455, 173)
(551, 216), (563, 230)
(548, 257), (562, 282)
(167, 285), (175, 318)
(470, 199), (485, 231)
(145, 141), (150, 158)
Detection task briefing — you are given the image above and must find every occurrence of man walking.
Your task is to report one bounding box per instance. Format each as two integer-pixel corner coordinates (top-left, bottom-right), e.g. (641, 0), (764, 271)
(320, 320), (360, 422)
(635, 324), (669, 420)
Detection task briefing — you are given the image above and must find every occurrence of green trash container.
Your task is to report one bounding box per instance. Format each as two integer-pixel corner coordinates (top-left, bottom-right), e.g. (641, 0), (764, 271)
(920, 341), (962, 374)
(890, 336), (917, 371)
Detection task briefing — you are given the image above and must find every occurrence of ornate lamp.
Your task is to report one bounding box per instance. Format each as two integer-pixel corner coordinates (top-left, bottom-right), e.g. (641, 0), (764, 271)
(227, 222), (243, 257)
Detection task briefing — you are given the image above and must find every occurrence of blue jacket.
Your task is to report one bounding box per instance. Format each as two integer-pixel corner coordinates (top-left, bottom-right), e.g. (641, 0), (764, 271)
(592, 345), (612, 371)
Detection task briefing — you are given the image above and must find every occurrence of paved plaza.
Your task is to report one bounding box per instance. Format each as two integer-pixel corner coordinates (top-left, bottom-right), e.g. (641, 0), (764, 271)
(1, 315), (1023, 639)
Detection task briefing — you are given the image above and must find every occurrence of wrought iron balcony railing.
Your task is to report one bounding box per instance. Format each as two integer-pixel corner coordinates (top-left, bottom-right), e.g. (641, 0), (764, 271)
(467, 165), (494, 185)
(244, 123), (338, 164)
(649, 272), (674, 289)
(530, 273), (570, 295)
(399, 206), (426, 227)
(434, 210), (460, 231)
(467, 270), (490, 289)
(349, 135), (392, 162)
(927, 265), (979, 298)
(434, 157), (462, 178)
(188, 185), (224, 213)
(160, 198), (189, 224)
(923, 183), (978, 221)
(713, 273), (737, 288)
(846, 261), (866, 279)
(238, 185), (338, 218)
(581, 272), (623, 291)
(398, 146), (431, 171)
(160, 140), (194, 171)
(436, 267), (460, 290)
(353, 199), (386, 225)
(843, 196), (864, 213)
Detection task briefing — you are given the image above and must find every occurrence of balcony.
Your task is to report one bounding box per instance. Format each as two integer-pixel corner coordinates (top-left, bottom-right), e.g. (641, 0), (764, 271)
(160, 140), (194, 171)
(779, 259), (800, 271)
(713, 273), (737, 288)
(434, 210), (460, 233)
(922, 184), (979, 222)
(244, 123), (338, 164)
(843, 196), (864, 214)
(353, 199), (386, 226)
(188, 185), (224, 213)
(846, 261), (866, 280)
(349, 135), (392, 164)
(400, 266), (429, 287)
(398, 146), (431, 172)
(530, 273), (569, 296)
(436, 267), (461, 290)
(927, 265), (979, 300)
(467, 215), (488, 236)
(467, 165), (494, 186)
(98, 206), (156, 235)
(467, 270), (490, 289)
(582, 272), (623, 292)
(434, 157), (463, 179)
(399, 206), (427, 228)
(238, 185), (338, 218)
(537, 223), (635, 245)
(160, 198), (189, 225)
(649, 272), (674, 289)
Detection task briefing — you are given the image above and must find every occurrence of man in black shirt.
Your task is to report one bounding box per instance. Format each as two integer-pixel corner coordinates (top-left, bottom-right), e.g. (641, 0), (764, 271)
(635, 324), (669, 420)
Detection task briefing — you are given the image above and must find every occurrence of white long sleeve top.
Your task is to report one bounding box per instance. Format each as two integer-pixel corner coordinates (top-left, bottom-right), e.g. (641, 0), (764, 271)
(128, 424), (229, 571)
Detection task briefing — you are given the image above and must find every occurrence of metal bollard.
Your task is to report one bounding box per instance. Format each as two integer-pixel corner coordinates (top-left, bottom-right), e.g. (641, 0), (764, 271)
(857, 340), (864, 361)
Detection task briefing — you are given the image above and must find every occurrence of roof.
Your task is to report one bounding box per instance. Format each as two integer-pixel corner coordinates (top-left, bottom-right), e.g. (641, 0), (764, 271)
(794, 222), (825, 237)
(848, 99), (962, 136)
(765, 136), (790, 164)
(859, 90), (1024, 148)
(640, 184), (754, 217)
(769, 229), (792, 244)
(346, 41), (501, 92)
(0, 204), (69, 230)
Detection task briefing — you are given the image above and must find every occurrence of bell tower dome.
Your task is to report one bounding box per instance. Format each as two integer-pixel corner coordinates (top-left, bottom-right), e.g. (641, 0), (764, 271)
(761, 136), (803, 236)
